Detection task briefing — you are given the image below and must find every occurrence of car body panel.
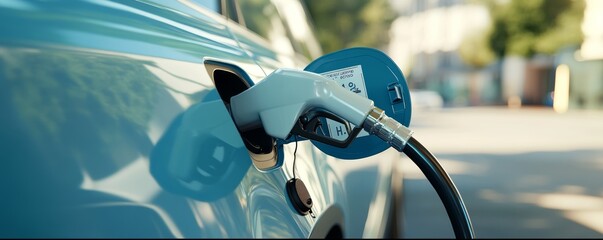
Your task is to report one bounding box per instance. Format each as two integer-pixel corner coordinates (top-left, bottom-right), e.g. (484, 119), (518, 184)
(0, 0), (399, 238)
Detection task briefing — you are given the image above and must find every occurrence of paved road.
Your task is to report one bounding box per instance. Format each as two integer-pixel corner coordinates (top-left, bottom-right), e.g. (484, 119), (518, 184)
(398, 106), (603, 238)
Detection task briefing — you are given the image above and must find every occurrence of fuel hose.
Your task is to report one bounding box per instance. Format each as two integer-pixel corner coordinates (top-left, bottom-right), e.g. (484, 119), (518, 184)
(363, 107), (475, 239)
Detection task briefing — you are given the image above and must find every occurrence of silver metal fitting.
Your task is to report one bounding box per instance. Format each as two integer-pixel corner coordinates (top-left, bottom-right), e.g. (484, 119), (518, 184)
(362, 107), (413, 151)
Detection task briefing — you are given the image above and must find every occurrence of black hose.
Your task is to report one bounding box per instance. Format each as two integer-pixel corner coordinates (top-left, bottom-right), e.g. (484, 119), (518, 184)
(402, 137), (475, 239)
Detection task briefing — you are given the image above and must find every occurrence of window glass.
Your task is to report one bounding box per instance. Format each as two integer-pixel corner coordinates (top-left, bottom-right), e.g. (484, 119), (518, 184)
(222, 0), (241, 24)
(238, 0), (296, 56)
(238, 0), (321, 60)
(273, 0), (322, 60)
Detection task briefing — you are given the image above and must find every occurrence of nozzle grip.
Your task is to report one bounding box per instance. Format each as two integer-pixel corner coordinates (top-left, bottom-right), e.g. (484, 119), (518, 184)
(290, 110), (363, 148)
(231, 69), (374, 140)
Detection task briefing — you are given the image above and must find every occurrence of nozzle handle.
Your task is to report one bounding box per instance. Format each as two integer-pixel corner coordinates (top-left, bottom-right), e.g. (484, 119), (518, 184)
(290, 110), (363, 148)
(231, 68), (374, 140)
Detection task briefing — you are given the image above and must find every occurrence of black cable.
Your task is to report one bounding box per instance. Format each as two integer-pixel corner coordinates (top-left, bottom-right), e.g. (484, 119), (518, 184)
(402, 136), (475, 239)
(292, 135), (298, 179)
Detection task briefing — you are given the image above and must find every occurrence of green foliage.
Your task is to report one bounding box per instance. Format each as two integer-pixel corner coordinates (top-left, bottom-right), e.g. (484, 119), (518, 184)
(303, 0), (397, 53)
(486, 0), (585, 57)
(459, 29), (496, 68)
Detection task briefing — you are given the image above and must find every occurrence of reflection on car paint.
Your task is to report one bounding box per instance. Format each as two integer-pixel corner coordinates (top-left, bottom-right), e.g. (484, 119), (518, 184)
(0, 46), (319, 238)
(150, 97), (252, 202)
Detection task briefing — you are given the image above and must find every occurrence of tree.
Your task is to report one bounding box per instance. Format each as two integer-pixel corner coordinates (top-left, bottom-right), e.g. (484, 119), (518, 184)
(459, 30), (496, 68)
(486, 0), (585, 58)
(303, 0), (397, 54)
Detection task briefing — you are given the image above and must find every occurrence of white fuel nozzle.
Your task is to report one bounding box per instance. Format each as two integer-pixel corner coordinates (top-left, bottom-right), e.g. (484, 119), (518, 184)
(229, 67), (472, 239)
(230, 68), (375, 140)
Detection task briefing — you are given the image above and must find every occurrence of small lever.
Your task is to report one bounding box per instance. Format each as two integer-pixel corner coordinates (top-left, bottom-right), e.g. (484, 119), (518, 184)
(290, 110), (362, 148)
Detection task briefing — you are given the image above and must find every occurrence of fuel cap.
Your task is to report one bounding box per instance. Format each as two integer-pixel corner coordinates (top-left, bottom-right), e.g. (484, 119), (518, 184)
(304, 47), (412, 159)
(286, 178), (313, 215)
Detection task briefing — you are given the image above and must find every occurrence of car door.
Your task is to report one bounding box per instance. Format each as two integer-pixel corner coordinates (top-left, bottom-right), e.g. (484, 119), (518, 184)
(0, 0), (316, 238)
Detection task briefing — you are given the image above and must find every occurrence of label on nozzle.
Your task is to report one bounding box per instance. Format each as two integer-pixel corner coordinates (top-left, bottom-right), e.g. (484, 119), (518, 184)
(320, 65), (369, 141)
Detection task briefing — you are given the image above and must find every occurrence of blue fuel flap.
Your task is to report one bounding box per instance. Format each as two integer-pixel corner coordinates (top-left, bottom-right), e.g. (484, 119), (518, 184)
(304, 47), (412, 159)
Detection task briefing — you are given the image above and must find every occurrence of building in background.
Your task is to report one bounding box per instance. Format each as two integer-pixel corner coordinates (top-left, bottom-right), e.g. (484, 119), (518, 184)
(389, 0), (603, 110)
(556, 0), (603, 111)
(388, 0), (498, 107)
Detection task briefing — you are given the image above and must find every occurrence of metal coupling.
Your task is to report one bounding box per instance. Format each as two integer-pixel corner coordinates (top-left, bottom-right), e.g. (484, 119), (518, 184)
(362, 107), (413, 151)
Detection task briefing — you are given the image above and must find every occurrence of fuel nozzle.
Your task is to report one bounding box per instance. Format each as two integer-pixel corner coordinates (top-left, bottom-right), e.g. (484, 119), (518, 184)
(230, 67), (474, 239)
(230, 68), (377, 142)
(231, 68), (414, 149)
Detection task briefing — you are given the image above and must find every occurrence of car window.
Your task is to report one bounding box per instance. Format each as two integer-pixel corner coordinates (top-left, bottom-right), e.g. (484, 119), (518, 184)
(237, 0), (322, 60)
(238, 0), (296, 56)
(221, 0), (243, 24)
(272, 0), (322, 60)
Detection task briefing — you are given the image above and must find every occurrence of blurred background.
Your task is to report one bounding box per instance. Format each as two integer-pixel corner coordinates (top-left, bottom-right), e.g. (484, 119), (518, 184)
(302, 0), (603, 238)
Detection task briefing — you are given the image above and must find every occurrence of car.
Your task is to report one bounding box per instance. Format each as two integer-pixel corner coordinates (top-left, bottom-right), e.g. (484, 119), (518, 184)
(410, 90), (444, 110)
(0, 0), (403, 238)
